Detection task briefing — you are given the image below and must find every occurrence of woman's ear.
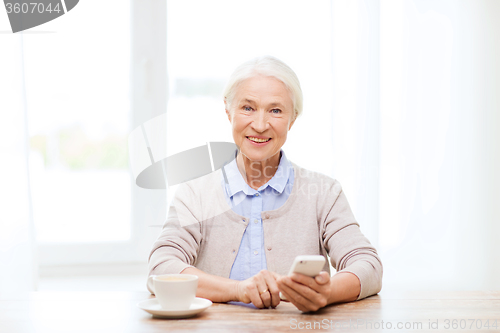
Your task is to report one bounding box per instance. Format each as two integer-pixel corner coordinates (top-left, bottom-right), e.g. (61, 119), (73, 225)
(225, 99), (232, 122)
(288, 115), (296, 130)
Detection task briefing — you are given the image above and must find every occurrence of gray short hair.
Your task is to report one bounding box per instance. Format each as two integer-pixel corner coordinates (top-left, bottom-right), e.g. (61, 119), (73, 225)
(223, 56), (303, 120)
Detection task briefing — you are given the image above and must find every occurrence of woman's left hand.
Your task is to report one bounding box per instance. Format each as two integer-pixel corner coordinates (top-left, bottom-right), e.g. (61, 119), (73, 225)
(277, 271), (331, 312)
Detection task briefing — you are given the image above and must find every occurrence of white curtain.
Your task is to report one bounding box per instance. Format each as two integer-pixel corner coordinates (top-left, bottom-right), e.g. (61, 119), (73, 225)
(330, 0), (381, 251)
(333, 0), (500, 291)
(0, 35), (37, 292)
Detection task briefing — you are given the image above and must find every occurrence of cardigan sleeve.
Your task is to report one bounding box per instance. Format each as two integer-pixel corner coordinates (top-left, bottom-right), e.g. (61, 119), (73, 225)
(147, 183), (202, 294)
(321, 184), (383, 300)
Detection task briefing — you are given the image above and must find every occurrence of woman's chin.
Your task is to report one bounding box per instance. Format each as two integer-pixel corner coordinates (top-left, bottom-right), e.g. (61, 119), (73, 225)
(240, 149), (279, 163)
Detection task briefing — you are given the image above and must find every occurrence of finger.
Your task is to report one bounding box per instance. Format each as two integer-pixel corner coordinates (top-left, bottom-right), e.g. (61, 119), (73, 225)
(261, 271), (280, 308)
(278, 279), (314, 312)
(291, 272), (328, 293)
(284, 276), (328, 311)
(277, 286), (292, 303)
(315, 271), (330, 285)
(290, 273), (320, 291)
(283, 276), (317, 303)
(255, 276), (271, 308)
(248, 285), (265, 309)
(240, 290), (251, 304)
(260, 289), (272, 308)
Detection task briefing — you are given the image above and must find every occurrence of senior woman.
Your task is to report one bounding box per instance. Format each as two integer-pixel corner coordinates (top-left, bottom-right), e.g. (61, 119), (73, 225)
(148, 56), (382, 312)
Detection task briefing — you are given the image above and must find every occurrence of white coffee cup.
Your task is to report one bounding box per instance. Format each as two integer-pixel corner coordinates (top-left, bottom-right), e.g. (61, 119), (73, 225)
(151, 274), (198, 310)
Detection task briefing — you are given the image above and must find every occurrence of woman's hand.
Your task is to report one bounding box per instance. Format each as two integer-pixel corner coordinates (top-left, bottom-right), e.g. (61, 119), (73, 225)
(277, 271), (332, 312)
(236, 270), (281, 308)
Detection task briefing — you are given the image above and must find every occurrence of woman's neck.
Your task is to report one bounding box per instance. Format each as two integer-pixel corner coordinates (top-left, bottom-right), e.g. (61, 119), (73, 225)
(236, 151), (281, 190)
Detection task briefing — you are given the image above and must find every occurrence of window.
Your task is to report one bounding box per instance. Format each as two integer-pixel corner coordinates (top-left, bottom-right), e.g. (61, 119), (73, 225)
(25, 0), (133, 265)
(166, 0), (335, 180)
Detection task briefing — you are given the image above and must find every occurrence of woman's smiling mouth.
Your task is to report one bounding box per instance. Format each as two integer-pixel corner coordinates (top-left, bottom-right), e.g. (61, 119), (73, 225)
(247, 136), (271, 143)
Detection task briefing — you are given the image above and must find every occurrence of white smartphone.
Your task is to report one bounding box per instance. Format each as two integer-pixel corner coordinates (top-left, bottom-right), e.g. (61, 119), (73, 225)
(287, 255), (326, 277)
(280, 255), (326, 300)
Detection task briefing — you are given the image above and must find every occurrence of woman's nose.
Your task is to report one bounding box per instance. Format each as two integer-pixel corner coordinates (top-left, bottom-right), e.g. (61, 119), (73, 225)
(251, 111), (268, 132)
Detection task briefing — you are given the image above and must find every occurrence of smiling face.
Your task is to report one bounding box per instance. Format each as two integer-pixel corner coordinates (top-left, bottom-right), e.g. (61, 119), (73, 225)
(225, 75), (295, 163)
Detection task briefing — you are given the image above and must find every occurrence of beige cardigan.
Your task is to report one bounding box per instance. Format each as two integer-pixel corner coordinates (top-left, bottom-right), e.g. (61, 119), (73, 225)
(148, 163), (383, 300)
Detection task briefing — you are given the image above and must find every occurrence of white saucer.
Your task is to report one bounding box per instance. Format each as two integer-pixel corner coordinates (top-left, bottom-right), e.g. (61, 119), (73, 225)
(137, 297), (212, 319)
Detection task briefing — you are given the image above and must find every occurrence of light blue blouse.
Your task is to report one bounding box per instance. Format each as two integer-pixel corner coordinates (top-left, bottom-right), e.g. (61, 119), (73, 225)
(221, 150), (294, 281)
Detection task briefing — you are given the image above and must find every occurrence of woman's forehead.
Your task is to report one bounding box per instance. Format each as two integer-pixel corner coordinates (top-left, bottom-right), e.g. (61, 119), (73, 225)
(233, 76), (293, 105)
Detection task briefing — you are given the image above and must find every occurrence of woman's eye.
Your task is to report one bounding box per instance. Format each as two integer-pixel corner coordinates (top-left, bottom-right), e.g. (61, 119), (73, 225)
(271, 109), (282, 114)
(243, 106), (253, 111)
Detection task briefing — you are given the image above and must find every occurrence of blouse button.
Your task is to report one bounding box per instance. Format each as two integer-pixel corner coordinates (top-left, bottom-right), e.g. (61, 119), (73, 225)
(267, 247), (272, 251)
(265, 214), (270, 219)
(232, 250), (236, 254)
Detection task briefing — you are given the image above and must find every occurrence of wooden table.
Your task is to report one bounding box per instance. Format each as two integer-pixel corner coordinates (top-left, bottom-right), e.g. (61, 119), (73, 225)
(1, 291), (499, 332)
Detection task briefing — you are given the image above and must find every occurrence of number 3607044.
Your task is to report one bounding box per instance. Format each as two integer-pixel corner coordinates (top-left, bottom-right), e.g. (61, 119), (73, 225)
(5, 2), (62, 14)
